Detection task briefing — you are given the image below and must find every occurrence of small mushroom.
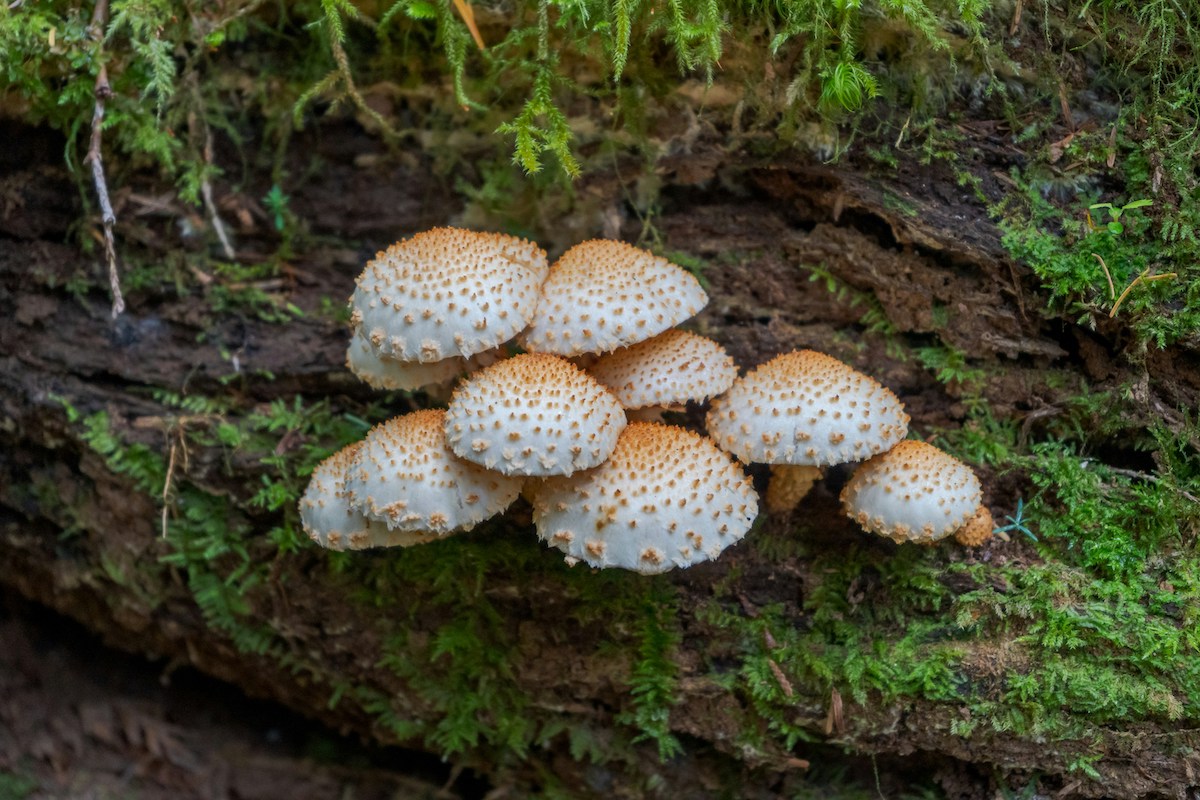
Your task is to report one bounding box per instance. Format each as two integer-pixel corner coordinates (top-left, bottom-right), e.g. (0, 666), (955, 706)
(350, 227), (547, 363)
(954, 505), (994, 547)
(345, 326), (500, 391)
(840, 440), (982, 544)
(706, 350), (909, 467)
(528, 421), (759, 574)
(344, 409), (524, 535)
(444, 353), (627, 476)
(588, 329), (737, 410)
(519, 239), (708, 356)
(299, 443), (432, 549)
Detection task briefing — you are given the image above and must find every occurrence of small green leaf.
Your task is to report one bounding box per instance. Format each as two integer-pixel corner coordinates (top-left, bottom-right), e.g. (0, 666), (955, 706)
(406, 0), (437, 19)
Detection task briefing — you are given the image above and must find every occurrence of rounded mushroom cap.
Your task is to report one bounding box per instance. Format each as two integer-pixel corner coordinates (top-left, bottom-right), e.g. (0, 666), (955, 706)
(300, 443), (433, 549)
(346, 326), (499, 391)
(706, 350), (909, 466)
(840, 440), (982, 544)
(444, 353), (627, 476)
(954, 504), (994, 547)
(344, 409), (524, 534)
(350, 227), (547, 363)
(529, 422), (759, 574)
(518, 239), (708, 356)
(588, 329), (737, 410)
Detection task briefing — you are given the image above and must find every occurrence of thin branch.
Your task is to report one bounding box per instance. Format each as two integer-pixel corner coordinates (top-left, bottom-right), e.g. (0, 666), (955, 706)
(1109, 268), (1177, 318)
(1092, 253), (1115, 300)
(86, 0), (125, 318)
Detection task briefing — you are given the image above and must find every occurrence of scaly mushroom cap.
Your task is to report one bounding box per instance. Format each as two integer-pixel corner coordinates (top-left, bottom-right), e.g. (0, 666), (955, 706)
(764, 464), (824, 515)
(350, 227), (547, 363)
(840, 440), (982, 544)
(588, 329), (737, 410)
(444, 353), (627, 476)
(529, 422), (759, 574)
(518, 239), (708, 356)
(299, 443), (432, 549)
(345, 409), (524, 534)
(954, 504), (994, 547)
(706, 350), (909, 466)
(346, 326), (499, 391)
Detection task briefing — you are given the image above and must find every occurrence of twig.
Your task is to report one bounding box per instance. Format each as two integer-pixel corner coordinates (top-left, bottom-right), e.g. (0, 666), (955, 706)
(1110, 268), (1176, 318)
(162, 439), (177, 539)
(1101, 465), (1200, 505)
(1009, 0), (1023, 35)
(85, 0), (125, 319)
(451, 0), (485, 49)
(200, 118), (235, 259)
(1092, 253), (1115, 300)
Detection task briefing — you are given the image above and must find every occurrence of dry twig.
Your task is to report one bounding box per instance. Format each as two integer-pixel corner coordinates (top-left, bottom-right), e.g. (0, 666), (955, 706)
(85, 0), (125, 318)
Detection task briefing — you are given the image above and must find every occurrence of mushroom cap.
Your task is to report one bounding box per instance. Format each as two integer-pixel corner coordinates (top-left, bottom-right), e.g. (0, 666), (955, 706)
(706, 350), (909, 466)
(344, 409), (524, 534)
(345, 326), (500, 391)
(588, 329), (737, 410)
(518, 239), (708, 356)
(299, 443), (433, 549)
(444, 353), (627, 476)
(349, 227), (547, 363)
(840, 440), (982, 544)
(529, 422), (759, 574)
(764, 464), (824, 515)
(954, 504), (994, 547)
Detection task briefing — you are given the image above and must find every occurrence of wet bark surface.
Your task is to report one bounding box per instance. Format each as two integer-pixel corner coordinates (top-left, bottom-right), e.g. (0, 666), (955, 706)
(2, 119), (1198, 798)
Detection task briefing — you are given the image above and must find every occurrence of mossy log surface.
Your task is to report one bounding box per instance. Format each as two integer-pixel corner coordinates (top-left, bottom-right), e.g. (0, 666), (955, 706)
(2, 120), (1199, 798)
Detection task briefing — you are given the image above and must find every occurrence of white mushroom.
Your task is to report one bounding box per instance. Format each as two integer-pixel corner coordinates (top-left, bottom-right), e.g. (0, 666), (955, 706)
(299, 443), (432, 549)
(350, 227), (547, 363)
(444, 353), (627, 476)
(840, 440), (982, 544)
(519, 239), (708, 356)
(345, 326), (500, 391)
(529, 422), (759, 574)
(588, 329), (736, 410)
(344, 409), (524, 534)
(706, 350), (909, 466)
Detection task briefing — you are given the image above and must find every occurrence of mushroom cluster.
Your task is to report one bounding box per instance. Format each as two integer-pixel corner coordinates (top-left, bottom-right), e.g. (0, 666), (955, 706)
(300, 227), (993, 574)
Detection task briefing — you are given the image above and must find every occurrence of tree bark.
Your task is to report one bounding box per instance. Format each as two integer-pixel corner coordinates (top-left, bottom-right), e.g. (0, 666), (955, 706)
(2, 119), (1198, 799)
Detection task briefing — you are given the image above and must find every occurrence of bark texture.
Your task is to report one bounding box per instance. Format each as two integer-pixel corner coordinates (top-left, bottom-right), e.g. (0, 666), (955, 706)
(2, 120), (1198, 799)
